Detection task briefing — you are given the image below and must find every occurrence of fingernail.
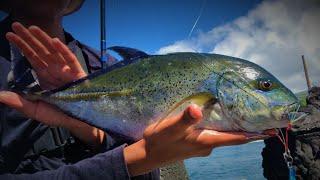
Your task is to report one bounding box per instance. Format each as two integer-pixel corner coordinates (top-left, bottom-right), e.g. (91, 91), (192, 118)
(12, 22), (21, 28)
(51, 38), (60, 45)
(5, 32), (14, 39)
(29, 25), (38, 30)
(52, 38), (59, 42)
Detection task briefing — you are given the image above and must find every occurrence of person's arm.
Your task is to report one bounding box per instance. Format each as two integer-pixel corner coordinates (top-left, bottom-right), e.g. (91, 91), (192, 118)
(5, 22), (105, 150)
(0, 145), (131, 180)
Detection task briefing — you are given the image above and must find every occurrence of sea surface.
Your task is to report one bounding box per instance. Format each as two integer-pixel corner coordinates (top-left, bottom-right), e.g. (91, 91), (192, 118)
(184, 140), (266, 180)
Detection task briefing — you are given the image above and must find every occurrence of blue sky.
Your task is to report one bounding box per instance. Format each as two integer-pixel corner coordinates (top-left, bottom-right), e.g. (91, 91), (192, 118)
(0, 0), (261, 54)
(1, 0), (319, 91)
(63, 0), (261, 54)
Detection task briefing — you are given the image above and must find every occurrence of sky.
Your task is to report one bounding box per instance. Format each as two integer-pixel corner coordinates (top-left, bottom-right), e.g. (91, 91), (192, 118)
(1, 0), (319, 92)
(154, 0), (320, 92)
(62, 0), (261, 52)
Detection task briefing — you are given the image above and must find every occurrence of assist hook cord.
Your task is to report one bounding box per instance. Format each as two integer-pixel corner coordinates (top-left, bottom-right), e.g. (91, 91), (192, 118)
(275, 104), (301, 180)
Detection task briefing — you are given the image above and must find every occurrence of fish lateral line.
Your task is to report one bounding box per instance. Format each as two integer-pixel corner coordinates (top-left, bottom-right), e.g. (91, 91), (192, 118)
(51, 89), (133, 101)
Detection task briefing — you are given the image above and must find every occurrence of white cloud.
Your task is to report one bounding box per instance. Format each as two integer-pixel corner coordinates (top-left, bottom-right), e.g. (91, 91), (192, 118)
(156, 0), (320, 92)
(157, 41), (198, 54)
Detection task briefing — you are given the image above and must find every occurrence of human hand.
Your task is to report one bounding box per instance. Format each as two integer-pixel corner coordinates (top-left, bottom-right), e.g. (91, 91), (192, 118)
(3, 22), (104, 149)
(124, 104), (272, 176)
(6, 22), (86, 90)
(0, 91), (104, 148)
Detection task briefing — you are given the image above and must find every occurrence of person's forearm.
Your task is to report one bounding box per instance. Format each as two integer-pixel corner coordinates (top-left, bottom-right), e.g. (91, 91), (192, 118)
(124, 140), (148, 176)
(0, 145), (131, 180)
(124, 139), (156, 176)
(62, 116), (105, 150)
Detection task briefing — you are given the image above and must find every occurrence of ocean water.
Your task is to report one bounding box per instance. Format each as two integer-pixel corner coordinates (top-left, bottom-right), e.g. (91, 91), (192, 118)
(185, 140), (266, 180)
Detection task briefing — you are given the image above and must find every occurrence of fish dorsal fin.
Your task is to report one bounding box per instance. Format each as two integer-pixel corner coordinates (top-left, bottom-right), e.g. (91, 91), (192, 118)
(108, 46), (149, 61)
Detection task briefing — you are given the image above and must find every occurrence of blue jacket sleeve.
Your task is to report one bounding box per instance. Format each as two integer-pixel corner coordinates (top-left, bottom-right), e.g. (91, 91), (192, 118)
(1, 145), (131, 180)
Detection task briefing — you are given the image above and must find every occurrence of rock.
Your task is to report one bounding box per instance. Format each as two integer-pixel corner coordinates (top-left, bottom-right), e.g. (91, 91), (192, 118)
(292, 130), (320, 179)
(307, 87), (320, 109)
(160, 161), (189, 180)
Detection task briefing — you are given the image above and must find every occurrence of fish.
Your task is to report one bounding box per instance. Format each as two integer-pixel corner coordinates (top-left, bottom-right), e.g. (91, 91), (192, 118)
(27, 46), (298, 141)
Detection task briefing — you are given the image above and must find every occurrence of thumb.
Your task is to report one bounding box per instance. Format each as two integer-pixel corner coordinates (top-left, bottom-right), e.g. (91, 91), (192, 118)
(181, 104), (203, 126)
(165, 104), (203, 131)
(169, 104), (203, 133)
(143, 104), (203, 139)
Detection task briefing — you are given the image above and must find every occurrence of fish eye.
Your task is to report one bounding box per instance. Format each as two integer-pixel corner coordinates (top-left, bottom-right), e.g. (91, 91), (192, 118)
(259, 80), (272, 91)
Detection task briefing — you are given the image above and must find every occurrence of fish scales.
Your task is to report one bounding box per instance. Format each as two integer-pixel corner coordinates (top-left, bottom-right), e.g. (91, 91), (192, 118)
(39, 52), (297, 140)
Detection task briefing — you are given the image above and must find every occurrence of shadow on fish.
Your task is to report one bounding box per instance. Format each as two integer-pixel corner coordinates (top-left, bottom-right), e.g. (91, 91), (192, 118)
(23, 46), (299, 141)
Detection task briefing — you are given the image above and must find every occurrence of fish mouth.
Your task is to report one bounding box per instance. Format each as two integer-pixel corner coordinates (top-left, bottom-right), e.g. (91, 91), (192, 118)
(281, 102), (301, 121)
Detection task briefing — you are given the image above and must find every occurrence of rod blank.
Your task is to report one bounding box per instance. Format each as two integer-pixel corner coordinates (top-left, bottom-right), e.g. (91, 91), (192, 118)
(100, 0), (107, 66)
(302, 55), (311, 90)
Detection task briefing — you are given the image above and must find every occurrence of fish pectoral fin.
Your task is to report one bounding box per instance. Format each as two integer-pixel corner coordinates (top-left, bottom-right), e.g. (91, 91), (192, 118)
(158, 92), (217, 122)
(187, 92), (217, 107)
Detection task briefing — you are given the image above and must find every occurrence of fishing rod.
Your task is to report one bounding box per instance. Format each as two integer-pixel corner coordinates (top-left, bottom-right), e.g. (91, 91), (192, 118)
(100, 0), (107, 68)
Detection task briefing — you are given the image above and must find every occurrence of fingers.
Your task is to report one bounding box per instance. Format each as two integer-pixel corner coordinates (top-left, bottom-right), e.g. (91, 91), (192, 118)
(6, 32), (63, 87)
(169, 104), (203, 137)
(195, 129), (269, 148)
(12, 22), (66, 65)
(0, 91), (68, 127)
(185, 104), (203, 121)
(154, 104), (202, 131)
(28, 26), (56, 53)
(11, 22), (50, 58)
(28, 26), (67, 65)
(197, 130), (248, 147)
(6, 32), (47, 71)
(0, 91), (37, 119)
(167, 104), (203, 128)
(51, 38), (85, 75)
(144, 104), (203, 141)
(6, 22), (85, 88)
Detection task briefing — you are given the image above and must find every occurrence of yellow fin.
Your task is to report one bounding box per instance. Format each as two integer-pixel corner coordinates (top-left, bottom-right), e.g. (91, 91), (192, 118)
(158, 92), (216, 122)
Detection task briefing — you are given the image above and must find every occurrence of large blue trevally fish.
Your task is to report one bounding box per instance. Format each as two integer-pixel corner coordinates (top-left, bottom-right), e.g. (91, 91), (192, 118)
(26, 47), (298, 140)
